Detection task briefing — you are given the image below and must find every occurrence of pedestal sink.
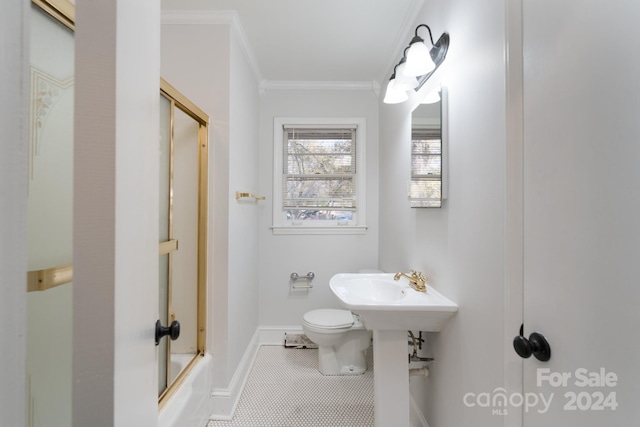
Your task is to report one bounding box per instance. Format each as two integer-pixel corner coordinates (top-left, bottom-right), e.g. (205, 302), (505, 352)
(329, 273), (458, 427)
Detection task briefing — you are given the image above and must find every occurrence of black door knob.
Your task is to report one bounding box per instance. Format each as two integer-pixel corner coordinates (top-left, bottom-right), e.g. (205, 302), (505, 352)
(155, 319), (180, 345)
(513, 326), (551, 362)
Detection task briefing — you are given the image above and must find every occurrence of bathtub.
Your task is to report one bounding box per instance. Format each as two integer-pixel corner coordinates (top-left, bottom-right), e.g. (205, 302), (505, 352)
(170, 353), (197, 384)
(159, 352), (212, 427)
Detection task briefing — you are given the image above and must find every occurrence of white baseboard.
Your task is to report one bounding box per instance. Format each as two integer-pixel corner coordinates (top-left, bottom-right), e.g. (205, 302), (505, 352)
(209, 329), (260, 420)
(259, 325), (304, 345)
(209, 326), (303, 420)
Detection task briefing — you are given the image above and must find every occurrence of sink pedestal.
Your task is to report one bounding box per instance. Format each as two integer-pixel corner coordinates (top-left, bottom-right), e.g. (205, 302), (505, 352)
(329, 273), (458, 426)
(373, 330), (410, 427)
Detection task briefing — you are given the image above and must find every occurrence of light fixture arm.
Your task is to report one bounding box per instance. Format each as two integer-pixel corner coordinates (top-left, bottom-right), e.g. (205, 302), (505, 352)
(412, 24), (436, 47)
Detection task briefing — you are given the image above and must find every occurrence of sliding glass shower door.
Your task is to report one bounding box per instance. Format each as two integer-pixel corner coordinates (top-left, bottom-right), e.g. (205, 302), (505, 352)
(157, 80), (209, 405)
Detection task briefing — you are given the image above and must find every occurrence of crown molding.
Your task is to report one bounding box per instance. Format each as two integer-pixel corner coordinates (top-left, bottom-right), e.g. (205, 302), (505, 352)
(161, 10), (263, 83)
(260, 80), (381, 97)
(228, 12), (263, 83)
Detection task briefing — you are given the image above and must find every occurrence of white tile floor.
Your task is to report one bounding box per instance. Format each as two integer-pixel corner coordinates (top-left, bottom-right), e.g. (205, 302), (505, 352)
(208, 345), (374, 427)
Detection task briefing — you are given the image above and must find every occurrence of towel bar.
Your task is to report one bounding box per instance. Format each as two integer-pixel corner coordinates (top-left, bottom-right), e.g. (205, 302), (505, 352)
(235, 191), (265, 201)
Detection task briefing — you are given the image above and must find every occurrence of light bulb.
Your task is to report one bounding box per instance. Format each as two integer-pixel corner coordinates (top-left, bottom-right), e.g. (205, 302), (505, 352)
(404, 40), (436, 77)
(394, 62), (418, 91)
(383, 79), (408, 104)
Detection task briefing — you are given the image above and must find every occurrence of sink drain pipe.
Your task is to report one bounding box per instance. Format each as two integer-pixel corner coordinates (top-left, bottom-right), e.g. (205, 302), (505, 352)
(409, 367), (430, 378)
(408, 331), (432, 378)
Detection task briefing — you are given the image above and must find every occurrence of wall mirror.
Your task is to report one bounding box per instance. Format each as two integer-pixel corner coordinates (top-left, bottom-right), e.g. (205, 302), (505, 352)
(409, 87), (448, 208)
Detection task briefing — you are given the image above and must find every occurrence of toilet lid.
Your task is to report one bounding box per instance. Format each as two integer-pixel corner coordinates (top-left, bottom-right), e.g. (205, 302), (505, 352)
(303, 309), (354, 329)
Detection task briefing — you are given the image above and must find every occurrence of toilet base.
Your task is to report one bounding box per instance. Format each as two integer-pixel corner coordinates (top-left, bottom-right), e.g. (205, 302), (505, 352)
(316, 330), (371, 376)
(318, 346), (368, 375)
(301, 309), (372, 376)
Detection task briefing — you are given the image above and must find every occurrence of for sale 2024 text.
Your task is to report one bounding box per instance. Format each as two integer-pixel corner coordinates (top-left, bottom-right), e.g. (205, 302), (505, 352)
(538, 368), (618, 412)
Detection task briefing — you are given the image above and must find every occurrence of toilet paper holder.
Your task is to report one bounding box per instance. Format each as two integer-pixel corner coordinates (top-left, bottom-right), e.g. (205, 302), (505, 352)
(290, 272), (315, 289)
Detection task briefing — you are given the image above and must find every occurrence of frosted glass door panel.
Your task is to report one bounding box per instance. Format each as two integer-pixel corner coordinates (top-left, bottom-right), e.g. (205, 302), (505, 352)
(28, 5), (74, 269)
(26, 4), (74, 427)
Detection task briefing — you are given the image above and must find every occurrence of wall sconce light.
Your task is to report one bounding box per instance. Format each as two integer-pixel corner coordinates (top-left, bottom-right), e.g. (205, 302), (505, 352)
(383, 24), (449, 104)
(383, 64), (409, 104)
(393, 47), (419, 91)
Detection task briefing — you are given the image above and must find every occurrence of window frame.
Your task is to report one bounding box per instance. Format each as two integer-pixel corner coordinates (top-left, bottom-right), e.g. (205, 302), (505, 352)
(272, 117), (367, 235)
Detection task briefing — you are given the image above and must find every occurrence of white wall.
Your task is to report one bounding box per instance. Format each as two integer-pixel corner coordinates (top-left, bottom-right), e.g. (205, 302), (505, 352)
(379, 0), (508, 425)
(258, 88), (380, 326)
(161, 15), (261, 390)
(0, 1), (28, 426)
(228, 28), (261, 378)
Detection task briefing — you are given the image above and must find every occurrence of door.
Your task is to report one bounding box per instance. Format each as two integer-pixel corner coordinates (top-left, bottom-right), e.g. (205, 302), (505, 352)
(1, 1), (30, 425)
(521, 0), (640, 423)
(72, 1), (161, 425)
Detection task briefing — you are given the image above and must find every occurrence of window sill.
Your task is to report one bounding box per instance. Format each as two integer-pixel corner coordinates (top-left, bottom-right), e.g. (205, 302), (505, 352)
(271, 225), (368, 235)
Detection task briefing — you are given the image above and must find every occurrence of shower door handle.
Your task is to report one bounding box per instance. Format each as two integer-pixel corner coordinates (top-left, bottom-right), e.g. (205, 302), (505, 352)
(155, 319), (180, 345)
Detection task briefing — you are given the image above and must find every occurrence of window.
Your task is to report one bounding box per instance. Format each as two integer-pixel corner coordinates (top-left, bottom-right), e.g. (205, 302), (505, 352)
(410, 126), (442, 207)
(273, 117), (366, 234)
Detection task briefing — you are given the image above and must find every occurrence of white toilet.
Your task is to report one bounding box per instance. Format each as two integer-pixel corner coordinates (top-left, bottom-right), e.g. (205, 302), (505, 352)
(301, 308), (372, 375)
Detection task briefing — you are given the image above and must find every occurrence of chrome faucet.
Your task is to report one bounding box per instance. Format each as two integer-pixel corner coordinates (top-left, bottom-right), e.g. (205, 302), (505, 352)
(394, 270), (427, 292)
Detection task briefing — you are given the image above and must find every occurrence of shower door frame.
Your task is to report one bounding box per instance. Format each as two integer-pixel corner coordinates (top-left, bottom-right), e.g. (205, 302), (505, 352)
(157, 78), (209, 407)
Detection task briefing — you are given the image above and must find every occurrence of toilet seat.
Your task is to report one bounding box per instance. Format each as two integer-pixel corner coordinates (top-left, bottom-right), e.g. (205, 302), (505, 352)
(303, 309), (354, 329)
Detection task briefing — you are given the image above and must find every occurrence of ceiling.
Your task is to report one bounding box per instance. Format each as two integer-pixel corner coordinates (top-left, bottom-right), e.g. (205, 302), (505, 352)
(161, 0), (423, 85)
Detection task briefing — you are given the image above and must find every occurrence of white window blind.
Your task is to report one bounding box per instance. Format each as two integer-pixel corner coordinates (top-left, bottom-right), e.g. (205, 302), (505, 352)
(410, 127), (442, 208)
(283, 126), (357, 220)
(272, 117), (366, 234)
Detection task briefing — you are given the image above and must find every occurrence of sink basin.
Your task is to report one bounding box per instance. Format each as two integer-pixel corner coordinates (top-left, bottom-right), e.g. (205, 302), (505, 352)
(332, 276), (406, 303)
(329, 273), (458, 331)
